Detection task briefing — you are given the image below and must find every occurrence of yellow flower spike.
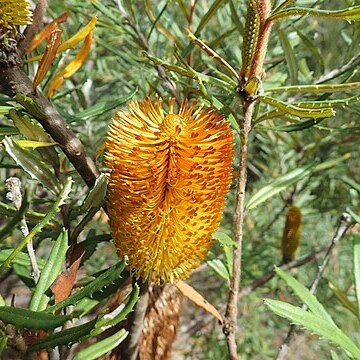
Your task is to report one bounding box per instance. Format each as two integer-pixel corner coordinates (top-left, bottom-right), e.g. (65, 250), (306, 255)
(26, 16), (97, 63)
(47, 31), (93, 98)
(105, 97), (234, 283)
(0, 0), (32, 32)
(281, 206), (302, 264)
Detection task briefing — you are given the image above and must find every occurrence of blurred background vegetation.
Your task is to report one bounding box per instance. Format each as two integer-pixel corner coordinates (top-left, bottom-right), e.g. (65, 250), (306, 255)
(1, 0), (360, 359)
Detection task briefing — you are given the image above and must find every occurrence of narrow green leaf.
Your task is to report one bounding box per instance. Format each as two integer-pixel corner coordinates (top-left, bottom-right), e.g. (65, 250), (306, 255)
(264, 299), (360, 358)
(0, 306), (71, 330)
(46, 260), (126, 313)
(194, 0), (227, 36)
(15, 140), (57, 148)
(246, 164), (314, 209)
(0, 201), (60, 228)
(3, 137), (60, 194)
(0, 178), (72, 274)
(81, 174), (107, 211)
(211, 96), (240, 133)
(278, 29), (298, 85)
(353, 234), (360, 319)
(341, 176), (360, 193)
(9, 110), (60, 168)
(0, 196), (28, 242)
(0, 126), (19, 138)
(207, 259), (229, 280)
(265, 82), (360, 94)
(29, 318), (97, 352)
(294, 27), (324, 75)
(259, 96), (335, 119)
(0, 335), (7, 355)
(73, 89), (137, 120)
(275, 267), (335, 325)
(347, 208), (360, 224)
(93, 283), (139, 333)
(0, 106), (13, 114)
(223, 245), (233, 276)
(258, 118), (324, 132)
(72, 329), (128, 360)
(270, 6), (360, 22)
(0, 249), (46, 269)
(312, 153), (351, 172)
(328, 281), (357, 316)
(29, 230), (68, 311)
(212, 231), (237, 247)
(330, 350), (341, 360)
(10, 110), (50, 142)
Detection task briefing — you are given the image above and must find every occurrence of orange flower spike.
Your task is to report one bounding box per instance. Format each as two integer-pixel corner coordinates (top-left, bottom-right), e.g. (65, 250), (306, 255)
(105, 97), (234, 283)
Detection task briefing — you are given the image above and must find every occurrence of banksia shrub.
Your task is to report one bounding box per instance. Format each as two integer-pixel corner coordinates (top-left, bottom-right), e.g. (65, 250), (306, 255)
(281, 206), (302, 263)
(105, 96), (234, 283)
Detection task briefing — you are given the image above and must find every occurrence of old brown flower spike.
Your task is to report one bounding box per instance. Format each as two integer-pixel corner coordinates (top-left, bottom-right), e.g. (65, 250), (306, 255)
(105, 96), (234, 283)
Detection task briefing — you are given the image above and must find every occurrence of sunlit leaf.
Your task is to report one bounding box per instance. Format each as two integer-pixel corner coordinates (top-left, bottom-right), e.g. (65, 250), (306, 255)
(3, 137), (60, 194)
(72, 328), (128, 360)
(29, 230), (68, 311)
(246, 164), (314, 209)
(15, 140), (57, 148)
(259, 96), (335, 119)
(264, 299), (360, 358)
(278, 29), (298, 85)
(207, 259), (229, 280)
(270, 6), (360, 22)
(275, 267), (335, 325)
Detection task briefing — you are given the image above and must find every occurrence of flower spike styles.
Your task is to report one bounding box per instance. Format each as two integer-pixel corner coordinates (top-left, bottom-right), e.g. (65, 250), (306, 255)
(105, 96), (234, 283)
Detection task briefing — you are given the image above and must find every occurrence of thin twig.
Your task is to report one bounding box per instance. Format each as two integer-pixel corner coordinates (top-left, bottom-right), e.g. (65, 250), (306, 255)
(315, 52), (360, 84)
(5, 177), (40, 282)
(224, 99), (254, 360)
(275, 213), (353, 360)
(223, 2), (273, 358)
(185, 246), (327, 338)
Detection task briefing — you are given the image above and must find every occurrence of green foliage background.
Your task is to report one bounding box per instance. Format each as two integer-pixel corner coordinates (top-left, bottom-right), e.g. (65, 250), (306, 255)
(0, 0), (360, 359)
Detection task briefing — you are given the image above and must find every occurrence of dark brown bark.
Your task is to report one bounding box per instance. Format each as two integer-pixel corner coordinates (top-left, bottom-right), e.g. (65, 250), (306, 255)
(0, 64), (99, 188)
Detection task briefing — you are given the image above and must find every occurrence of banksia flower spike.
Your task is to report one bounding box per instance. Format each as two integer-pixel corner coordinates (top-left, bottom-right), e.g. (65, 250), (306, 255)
(105, 96), (234, 283)
(281, 206), (302, 264)
(0, 0), (32, 34)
